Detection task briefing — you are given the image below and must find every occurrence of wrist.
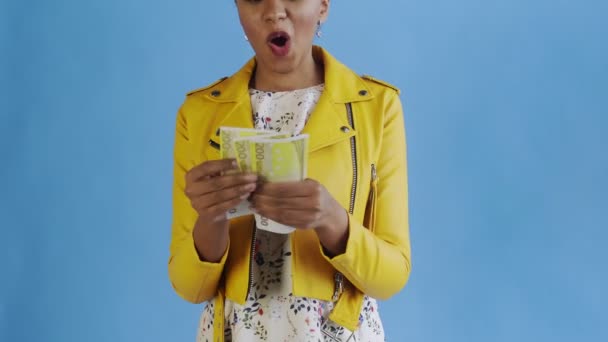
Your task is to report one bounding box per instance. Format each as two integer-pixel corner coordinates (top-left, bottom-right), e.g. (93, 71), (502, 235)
(316, 202), (345, 233)
(192, 216), (229, 262)
(315, 202), (349, 256)
(196, 212), (228, 229)
(333, 201), (349, 230)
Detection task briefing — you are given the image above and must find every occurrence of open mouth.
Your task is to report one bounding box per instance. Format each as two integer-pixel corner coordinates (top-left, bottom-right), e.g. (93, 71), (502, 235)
(267, 31), (290, 48)
(266, 31), (291, 57)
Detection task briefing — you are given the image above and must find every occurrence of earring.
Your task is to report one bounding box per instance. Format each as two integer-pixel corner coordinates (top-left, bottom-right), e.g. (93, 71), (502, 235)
(244, 34), (249, 41)
(316, 20), (322, 38)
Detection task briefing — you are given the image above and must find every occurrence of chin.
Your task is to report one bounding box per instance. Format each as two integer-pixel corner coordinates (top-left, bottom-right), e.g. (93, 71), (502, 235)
(259, 52), (299, 74)
(270, 62), (299, 75)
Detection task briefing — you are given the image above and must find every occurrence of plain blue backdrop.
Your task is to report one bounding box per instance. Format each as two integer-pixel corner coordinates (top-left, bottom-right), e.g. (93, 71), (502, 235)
(2, 0), (607, 341)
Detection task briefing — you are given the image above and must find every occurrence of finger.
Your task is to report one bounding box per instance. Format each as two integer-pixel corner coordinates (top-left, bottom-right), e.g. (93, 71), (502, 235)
(193, 182), (257, 209)
(186, 173), (258, 197)
(253, 202), (317, 228)
(198, 194), (252, 221)
(186, 159), (238, 183)
(256, 179), (319, 198)
(251, 193), (319, 211)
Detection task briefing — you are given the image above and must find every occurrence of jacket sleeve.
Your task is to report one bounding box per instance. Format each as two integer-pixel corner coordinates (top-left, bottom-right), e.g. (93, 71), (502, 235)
(322, 91), (412, 300)
(167, 105), (229, 304)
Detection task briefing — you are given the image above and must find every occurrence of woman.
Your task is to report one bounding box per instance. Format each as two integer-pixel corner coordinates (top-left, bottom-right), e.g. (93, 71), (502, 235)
(168, 0), (411, 340)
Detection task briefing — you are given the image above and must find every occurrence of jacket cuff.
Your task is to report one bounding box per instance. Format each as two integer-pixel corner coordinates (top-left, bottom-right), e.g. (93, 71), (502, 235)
(188, 236), (230, 268)
(318, 213), (365, 274)
(169, 237), (230, 303)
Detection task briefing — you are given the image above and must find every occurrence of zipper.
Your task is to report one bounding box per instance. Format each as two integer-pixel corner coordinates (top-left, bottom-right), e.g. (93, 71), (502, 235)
(346, 103), (358, 215)
(245, 220), (258, 300)
(332, 273), (344, 301)
(371, 163), (377, 181)
(365, 164), (378, 231)
(209, 139), (220, 150)
(332, 103), (358, 302)
(369, 163), (377, 206)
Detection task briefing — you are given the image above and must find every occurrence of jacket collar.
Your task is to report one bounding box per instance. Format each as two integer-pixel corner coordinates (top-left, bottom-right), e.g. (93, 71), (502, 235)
(204, 46), (371, 152)
(202, 46), (374, 104)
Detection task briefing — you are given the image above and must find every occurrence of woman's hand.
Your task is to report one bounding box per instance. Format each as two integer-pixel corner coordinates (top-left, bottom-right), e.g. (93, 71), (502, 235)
(250, 179), (349, 255)
(185, 159), (258, 223)
(185, 159), (258, 262)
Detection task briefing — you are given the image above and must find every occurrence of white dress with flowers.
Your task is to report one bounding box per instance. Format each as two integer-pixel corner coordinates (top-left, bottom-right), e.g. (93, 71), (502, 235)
(197, 84), (385, 342)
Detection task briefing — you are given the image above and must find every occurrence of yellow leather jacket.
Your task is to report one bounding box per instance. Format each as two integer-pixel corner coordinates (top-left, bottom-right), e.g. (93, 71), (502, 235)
(168, 46), (411, 337)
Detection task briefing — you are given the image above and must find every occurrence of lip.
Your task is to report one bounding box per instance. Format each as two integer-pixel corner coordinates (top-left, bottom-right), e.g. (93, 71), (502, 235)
(266, 31), (291, 57)
(266, 31), (291, 43)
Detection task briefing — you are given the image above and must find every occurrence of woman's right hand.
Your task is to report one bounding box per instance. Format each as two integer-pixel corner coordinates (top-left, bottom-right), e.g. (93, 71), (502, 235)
(185, 159), (258, 262)
(185, 159), (258, 223)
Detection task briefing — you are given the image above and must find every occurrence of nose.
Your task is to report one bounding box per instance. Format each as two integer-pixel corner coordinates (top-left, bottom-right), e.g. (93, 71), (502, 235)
(262, 0), (287, 23)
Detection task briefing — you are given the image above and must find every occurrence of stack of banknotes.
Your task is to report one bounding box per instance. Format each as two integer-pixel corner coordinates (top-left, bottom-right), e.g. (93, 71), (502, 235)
(220, 127), (309, 234)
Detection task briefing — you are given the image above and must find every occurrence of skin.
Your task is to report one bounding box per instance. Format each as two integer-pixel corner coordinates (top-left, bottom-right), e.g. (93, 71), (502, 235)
(237, 0), (328, 91)
(187, 0), (348, 263)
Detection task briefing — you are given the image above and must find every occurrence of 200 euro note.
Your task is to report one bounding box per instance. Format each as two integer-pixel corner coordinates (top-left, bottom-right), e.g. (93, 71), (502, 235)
(220, 127), (278, 160)
(232, 133), (291, 172)
(219, 127), (280, 219)
(251, 134), (309, 234)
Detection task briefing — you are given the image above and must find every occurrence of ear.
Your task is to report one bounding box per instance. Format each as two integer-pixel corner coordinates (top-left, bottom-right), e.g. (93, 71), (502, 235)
(319, 0), (330, 23)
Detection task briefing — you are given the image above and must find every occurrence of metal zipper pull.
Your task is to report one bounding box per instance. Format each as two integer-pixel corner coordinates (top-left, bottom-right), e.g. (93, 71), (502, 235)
(371, 163), (377, 181)
(332, 272), (344, 302)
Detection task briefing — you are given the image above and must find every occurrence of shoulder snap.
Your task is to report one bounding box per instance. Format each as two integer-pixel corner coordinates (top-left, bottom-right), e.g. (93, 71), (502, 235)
(361, 75), (400, 94)
(186, 77), (228, 96)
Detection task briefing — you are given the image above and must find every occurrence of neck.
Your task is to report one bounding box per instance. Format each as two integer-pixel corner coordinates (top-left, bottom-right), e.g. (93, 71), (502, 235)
(252, 51), (324, 92)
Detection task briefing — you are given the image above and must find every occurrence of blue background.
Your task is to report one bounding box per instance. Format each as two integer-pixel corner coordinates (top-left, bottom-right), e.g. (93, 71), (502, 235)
(2, 0), (607, 341)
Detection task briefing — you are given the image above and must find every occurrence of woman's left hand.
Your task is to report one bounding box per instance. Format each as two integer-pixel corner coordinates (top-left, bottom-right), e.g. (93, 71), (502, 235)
(250, 179), (347, 233)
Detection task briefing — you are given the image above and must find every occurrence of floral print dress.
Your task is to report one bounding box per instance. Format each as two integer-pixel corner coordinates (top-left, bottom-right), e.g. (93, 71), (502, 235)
(197, 84), (385, 342)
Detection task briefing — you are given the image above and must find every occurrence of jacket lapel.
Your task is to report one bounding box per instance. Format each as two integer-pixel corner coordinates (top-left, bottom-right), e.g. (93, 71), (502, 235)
(202, 59), (256, 154)
(301, 88), (355, 153)
(302, 46), (374, 153)
(215, 99), (255, 131)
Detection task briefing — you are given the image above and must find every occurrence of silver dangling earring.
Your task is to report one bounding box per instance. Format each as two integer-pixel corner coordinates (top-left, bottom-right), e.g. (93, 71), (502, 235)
(316, 20), (322, 38)
(244, 35), (249, 41)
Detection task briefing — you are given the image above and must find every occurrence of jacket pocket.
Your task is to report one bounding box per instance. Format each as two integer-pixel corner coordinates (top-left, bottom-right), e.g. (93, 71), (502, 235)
(363, 164), (378, 231)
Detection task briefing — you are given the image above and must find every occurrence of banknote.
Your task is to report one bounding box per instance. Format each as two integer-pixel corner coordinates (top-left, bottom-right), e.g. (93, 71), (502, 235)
(219, 127), (279, 219)
(220, 127), (276, 160)
(232, 133), (291, 173)
(250, 134), (309, 234)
